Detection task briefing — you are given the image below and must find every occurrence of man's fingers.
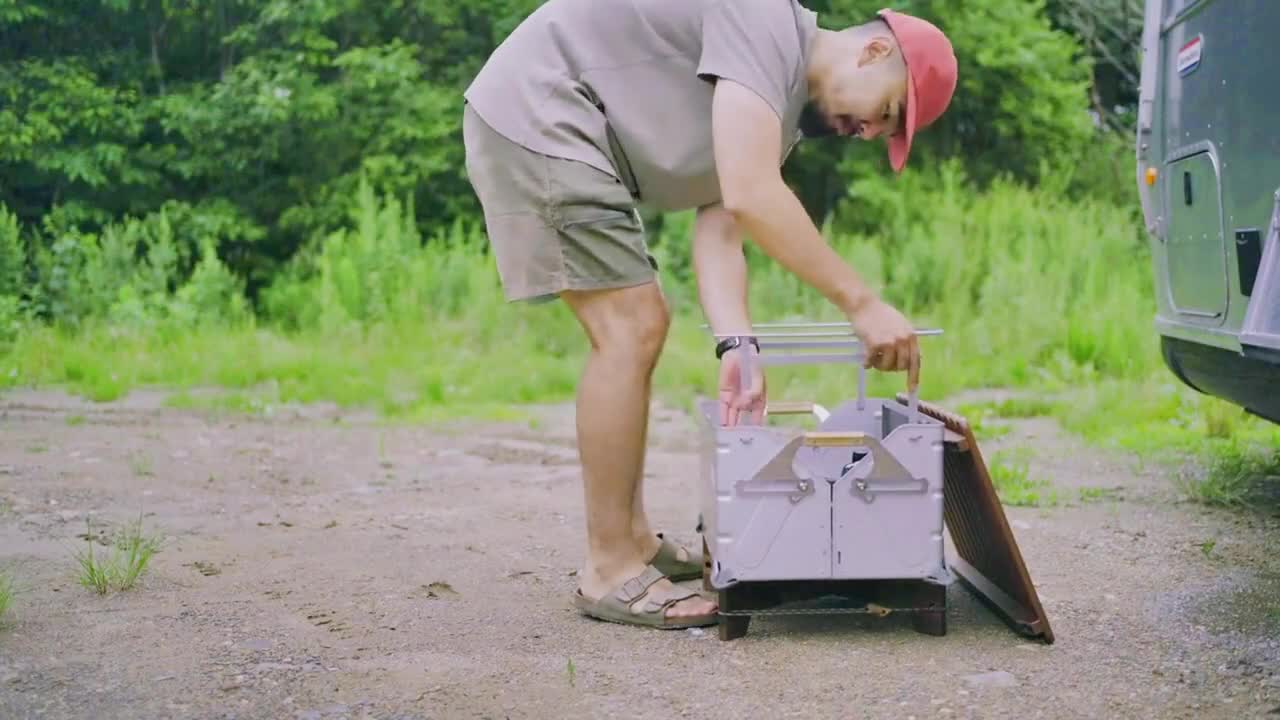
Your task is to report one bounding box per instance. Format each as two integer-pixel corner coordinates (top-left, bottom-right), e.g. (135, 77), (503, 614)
(876, 343), (898, 372)
(908, 342), (921, 392)
(896, 337), (913, 372)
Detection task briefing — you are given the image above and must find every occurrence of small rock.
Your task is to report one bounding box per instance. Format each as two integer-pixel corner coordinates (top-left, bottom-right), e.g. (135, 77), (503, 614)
(687, 628), (705, 638)
(1011, 520), (1032, 530)
(962, 670), (1018, 689)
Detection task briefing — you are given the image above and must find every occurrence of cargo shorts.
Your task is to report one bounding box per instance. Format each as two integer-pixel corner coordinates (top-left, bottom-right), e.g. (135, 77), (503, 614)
(461, 104), (658, 304)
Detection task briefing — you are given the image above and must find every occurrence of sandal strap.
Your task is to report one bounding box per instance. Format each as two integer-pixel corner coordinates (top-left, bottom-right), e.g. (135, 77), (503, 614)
(641, 587), (700, 614)
(614, 565), (666, 604)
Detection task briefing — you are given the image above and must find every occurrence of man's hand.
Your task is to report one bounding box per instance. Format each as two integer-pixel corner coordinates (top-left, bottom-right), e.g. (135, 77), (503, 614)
(718, 345), (766, 426)
(849, 298), (921, 392)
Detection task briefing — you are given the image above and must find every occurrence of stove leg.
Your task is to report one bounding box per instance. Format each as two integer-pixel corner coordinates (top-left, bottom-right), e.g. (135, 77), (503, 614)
(716, 587), (750, 640)
(718, 613), (750, 641)
(911, 609), (946, 636)
(910, 581), (947, 637)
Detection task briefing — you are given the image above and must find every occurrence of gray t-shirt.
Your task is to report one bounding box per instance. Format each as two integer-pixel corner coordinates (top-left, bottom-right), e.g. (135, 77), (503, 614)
(463, 0), (820, 212)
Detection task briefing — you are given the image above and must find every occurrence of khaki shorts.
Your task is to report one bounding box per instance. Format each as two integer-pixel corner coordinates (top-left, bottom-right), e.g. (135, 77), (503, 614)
(462, 104), (658, 303)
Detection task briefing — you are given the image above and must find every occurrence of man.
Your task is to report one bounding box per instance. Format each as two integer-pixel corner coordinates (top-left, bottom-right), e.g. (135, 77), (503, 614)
(462, 0), (957, 629)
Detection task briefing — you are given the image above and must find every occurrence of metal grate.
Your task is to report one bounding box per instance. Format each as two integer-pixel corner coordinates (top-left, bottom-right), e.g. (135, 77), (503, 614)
(896, 394), (1056, 644)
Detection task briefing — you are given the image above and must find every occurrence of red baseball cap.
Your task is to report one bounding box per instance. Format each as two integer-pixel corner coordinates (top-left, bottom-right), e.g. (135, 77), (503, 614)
(876, 9), (958, 172)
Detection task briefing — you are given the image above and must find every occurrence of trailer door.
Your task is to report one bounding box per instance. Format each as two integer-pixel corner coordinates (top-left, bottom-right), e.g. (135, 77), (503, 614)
(1164, 149), (1229, 321)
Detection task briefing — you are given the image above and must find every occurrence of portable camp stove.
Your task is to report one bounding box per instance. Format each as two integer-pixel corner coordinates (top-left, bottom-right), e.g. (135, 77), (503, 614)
(695, 321), (1058, 644)
(696, 322), (952, 640)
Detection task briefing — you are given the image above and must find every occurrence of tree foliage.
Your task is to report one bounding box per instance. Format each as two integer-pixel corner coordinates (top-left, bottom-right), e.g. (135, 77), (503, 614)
(0, 0), (1135, 320)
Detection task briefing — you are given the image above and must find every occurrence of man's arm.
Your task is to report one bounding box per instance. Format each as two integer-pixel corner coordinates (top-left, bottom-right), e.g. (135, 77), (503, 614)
(692, 202), (751, 338)
(709, 78), (920, 387)
(694, 202), (767, 425)
(710, 80), (875, 316)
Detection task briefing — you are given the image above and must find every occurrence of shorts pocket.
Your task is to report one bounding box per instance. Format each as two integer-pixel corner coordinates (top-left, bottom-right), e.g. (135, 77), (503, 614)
(555, 208), (655, 289)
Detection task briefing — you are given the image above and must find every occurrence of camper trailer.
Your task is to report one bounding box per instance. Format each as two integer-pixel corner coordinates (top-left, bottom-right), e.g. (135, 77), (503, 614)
(1135, 0), (1280, 424)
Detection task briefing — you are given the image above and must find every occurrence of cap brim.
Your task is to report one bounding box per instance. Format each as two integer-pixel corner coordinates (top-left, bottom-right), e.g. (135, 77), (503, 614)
(887, 67), (919, 173)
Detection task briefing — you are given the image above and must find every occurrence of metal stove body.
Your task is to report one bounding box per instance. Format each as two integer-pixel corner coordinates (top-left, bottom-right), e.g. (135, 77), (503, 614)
(696, 323), (951, 639)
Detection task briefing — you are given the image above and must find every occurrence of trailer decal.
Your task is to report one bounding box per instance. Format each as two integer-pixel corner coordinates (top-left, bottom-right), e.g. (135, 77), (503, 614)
(1177, 35), (1203, 77)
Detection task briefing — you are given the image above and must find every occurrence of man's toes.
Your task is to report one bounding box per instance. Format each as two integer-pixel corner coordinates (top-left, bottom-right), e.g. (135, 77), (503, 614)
(667, 596), (717, 618)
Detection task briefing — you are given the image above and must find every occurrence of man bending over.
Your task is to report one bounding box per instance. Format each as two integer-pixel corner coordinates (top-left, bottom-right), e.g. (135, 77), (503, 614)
(462, 0), (958, 629)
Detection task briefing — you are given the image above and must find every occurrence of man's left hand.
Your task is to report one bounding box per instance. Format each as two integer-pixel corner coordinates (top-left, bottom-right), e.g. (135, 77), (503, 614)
(718, 345), (766, 426)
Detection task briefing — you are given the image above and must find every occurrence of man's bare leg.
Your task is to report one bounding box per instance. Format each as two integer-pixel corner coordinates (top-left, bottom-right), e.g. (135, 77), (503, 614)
(561, 281), (716, 619)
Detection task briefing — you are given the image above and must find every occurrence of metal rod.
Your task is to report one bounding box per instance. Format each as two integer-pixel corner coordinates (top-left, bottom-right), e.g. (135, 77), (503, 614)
(757, 340), (866, 351)
(755, 353), (865, 366)
(712, 329), (944, 339)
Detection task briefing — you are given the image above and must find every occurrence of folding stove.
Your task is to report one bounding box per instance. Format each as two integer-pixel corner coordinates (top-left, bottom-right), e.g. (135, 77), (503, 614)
(695, 322), (1054, 643)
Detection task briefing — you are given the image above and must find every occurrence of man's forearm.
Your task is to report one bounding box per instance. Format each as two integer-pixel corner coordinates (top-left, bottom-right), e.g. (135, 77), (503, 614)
(722, 178), (876, 318)
(692, 204), (752, 338)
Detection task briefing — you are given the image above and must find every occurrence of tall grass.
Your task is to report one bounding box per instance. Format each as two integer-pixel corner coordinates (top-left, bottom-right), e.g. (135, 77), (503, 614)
(1, 166), (1159, 419)
(1, 166), (1159, 412)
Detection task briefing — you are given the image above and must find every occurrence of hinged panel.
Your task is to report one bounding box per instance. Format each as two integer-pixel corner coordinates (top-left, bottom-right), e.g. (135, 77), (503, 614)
(1165, 150), (1228, 321)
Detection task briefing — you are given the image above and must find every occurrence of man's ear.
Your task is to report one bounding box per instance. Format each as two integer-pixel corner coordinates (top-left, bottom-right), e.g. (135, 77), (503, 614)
(856, 36), (896, 67)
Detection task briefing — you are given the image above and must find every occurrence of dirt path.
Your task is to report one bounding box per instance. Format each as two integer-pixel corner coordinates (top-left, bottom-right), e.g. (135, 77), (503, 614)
(0, 388), (1277, 720)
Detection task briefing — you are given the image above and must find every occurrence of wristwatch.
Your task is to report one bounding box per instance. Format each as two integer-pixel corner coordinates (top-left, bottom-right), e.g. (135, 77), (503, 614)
(715, 335), (760, 359)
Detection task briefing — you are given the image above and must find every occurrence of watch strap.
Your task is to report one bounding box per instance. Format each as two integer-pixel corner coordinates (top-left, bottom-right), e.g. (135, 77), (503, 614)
(715, 335), (759, 359)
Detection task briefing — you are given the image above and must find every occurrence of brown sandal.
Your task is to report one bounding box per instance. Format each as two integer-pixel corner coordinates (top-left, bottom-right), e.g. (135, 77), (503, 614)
(572, 565), (718, 629)
(649, 533), (704, 582)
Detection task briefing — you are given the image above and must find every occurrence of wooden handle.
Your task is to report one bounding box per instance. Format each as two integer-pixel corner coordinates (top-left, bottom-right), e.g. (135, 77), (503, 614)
(802, 431), (868, 447)
(767, 401), (815, 415)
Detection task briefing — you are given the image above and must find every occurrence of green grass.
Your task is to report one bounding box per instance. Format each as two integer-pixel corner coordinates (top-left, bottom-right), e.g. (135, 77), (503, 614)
(988, 448), (1058, 507)
(0, 164), (1160, 419)
(0, 570), (13, 625)
(958, 396), (1057, 421)
(74, 516), (164, 595)
(1176, 441), (1280, 513)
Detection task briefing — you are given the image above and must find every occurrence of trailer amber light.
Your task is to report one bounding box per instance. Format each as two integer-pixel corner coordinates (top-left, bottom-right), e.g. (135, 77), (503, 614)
(1145, 167), (1158, 185)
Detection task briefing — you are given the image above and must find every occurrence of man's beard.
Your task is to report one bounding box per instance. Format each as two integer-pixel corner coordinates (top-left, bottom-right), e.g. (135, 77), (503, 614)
(798, 100), (838, 138)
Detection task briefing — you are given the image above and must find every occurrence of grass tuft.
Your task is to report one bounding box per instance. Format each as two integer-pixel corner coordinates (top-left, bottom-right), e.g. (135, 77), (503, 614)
(1176, 441), (1280, 513)
(989, 449), (1058, 507)
(74, 516), (164, 595)
(0, 570), (13, 625)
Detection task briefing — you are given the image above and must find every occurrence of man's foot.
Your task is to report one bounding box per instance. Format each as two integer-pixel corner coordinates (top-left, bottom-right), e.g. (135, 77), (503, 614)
(574, 564), (718, 629)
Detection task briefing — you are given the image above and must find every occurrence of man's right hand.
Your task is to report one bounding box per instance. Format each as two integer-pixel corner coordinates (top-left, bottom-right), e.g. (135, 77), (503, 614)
(848, 297), (920, 392)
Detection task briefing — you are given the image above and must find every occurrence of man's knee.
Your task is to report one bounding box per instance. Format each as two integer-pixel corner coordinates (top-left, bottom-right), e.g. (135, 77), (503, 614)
(567, 282), (670, 367)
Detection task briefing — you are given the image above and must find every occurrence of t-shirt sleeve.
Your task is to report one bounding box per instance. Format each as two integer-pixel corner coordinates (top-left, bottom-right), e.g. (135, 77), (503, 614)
(696, 0), (801, 122)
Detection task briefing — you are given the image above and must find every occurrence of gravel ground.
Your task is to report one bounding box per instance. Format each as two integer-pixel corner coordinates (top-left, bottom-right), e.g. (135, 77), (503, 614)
(0, 388), (1276, 720)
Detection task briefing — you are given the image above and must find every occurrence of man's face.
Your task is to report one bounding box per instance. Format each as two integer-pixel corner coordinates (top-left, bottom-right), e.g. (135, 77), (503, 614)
(802, 36), (908, 141)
